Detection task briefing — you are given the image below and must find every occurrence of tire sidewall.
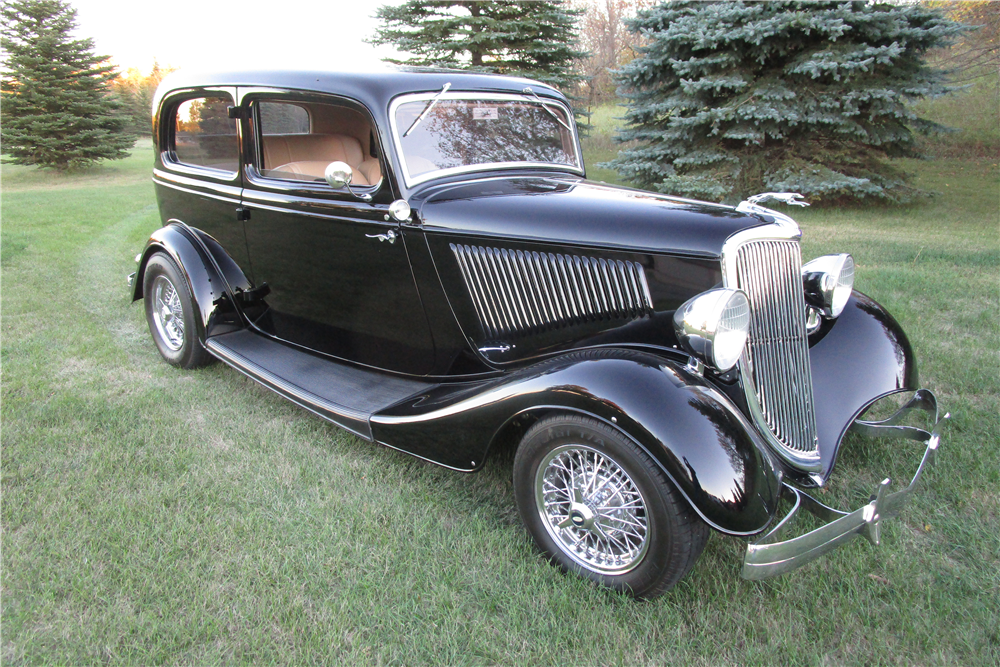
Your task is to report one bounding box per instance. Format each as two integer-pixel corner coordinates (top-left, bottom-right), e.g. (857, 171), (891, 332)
(514, 416), (682, 597)
(143, 253), (204, 368)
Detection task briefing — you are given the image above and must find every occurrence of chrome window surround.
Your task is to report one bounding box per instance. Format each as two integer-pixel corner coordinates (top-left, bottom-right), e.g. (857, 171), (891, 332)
(161, 87), (241, 181)
(388, 92), (584, 189)
(244, 92), (385, 194)
(721, 209), (822, 472)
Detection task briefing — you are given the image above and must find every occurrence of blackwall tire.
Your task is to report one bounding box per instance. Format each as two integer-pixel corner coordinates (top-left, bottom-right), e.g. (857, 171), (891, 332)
(513, 414), (709, 598)
(143, 252), (211, 369)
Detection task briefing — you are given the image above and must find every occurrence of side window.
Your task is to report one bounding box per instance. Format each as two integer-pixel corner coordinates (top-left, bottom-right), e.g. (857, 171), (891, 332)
(255, 99), (382, 188)
(173, 96), (238, 174)
(260, 102), (309, 135)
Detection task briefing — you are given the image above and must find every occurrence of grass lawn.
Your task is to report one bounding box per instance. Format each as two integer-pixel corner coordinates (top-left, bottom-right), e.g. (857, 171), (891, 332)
(2, 131), (998, 663)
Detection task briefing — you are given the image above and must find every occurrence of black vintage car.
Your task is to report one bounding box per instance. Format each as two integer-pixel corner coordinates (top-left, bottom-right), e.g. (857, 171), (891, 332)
(129, 67), (946, 598)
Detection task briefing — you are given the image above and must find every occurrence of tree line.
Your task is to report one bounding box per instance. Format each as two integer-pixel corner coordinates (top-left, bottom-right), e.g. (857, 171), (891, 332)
(2, 0), (995, 205)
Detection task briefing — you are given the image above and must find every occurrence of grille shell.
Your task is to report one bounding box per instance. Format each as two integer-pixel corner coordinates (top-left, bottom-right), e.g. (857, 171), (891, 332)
(451, 244), (653, 339)
(733, 239), (819, 461)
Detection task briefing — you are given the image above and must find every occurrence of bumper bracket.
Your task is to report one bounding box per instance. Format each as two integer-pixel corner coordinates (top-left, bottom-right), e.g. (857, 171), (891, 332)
(742, 389), (947, 580)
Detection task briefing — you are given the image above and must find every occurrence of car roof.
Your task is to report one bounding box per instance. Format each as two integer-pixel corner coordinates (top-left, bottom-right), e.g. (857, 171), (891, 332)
(153, 65), (569, 114)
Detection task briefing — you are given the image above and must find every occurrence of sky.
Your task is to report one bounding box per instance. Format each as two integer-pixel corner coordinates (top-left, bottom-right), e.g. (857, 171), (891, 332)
(69, 0), (403, 75)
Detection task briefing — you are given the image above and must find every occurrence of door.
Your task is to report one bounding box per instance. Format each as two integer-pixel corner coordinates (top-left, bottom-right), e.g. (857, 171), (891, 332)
(154, 87), (251, 274)
(237, 91), (436, 375)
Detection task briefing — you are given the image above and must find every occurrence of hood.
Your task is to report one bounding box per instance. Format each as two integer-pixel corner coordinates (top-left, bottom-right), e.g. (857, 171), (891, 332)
(413, 175), (767, 258)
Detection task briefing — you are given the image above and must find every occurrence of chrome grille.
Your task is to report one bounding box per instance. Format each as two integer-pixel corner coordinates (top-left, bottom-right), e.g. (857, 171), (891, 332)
(735, 239), (818, 457)
(451, 244), (653, 339)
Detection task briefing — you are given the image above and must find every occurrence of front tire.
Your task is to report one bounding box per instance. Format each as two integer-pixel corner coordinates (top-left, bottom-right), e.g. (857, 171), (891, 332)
(143, 252), (210, 369)
(513, 414), (709, 598)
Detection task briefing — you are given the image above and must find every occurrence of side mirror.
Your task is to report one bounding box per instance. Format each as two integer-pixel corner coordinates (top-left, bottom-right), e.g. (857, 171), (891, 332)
(324, 161), (353, 189)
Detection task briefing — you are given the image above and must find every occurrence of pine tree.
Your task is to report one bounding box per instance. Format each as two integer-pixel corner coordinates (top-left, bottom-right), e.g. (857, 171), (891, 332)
(604, 1), (968, 204)
(1, 0), (133, 170)
(369, 0), (588, 96)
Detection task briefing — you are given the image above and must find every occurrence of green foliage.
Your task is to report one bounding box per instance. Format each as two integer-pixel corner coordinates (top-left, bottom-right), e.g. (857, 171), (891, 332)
(2, 144), (998, 664)
(603, 1), (969, 204)
(369, 0), (588, 96)
(1, 0), (133, 170)
(110, 62), (174, 137)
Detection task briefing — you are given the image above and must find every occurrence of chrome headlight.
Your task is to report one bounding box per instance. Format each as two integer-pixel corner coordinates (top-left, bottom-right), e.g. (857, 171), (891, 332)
(802, 254), (854, 318)
(673, 288), (751, 372)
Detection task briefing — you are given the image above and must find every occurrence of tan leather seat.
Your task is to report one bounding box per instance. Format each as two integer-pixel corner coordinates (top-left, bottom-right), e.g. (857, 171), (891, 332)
(263, 134), (381, 185)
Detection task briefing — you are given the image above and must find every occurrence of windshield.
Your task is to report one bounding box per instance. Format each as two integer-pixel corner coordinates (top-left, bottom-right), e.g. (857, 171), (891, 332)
(391, 93), (582, 185)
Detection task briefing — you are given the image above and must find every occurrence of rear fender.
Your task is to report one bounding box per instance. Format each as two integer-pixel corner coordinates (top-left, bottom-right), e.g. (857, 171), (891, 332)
(372, 350), (782, 535)
(132, 222), (252, 336)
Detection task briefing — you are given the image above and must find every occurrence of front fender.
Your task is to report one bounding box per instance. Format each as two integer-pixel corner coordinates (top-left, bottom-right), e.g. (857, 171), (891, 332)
(811, 292), (920, 479)
(132, 222), (252, 336)
(372, 350), (782, 535)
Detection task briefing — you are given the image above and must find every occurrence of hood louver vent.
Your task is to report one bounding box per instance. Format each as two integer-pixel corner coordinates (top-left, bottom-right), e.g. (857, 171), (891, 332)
(451, 244), (653, 339)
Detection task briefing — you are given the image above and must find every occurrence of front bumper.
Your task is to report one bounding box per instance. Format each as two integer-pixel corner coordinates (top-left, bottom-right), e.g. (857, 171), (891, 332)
(742, 389), (947, 580)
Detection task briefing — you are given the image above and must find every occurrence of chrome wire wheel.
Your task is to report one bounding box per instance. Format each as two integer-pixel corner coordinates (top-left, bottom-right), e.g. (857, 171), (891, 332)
(535, 444), (650, 575)
(151, 275), (185, 352)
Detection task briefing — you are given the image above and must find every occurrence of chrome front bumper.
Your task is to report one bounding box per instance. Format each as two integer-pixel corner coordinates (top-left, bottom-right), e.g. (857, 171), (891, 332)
(742, 389), (947, 580)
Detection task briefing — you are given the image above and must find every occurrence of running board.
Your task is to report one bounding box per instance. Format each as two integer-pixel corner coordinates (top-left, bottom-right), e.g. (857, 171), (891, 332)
(205, 329), (433, 440)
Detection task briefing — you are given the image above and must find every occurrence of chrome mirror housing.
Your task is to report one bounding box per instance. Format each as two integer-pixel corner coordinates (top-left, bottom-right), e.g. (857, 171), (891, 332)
(324, 161), (372, 202)
(324, 161), (353, 189)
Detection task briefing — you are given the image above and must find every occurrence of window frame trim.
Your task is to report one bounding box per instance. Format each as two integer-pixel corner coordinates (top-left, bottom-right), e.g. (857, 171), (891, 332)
(161, 88), (242, 182)
(242, 90), (387, 197)
(388, 91), (585, 189)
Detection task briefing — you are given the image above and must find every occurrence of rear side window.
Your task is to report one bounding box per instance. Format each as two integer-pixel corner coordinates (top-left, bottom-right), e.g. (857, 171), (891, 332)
(260, 102), (310, 135)
(173, 97), (238, 174)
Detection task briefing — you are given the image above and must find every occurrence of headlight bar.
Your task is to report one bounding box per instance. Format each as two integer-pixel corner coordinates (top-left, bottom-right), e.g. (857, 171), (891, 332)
(741, 389), (948, 580)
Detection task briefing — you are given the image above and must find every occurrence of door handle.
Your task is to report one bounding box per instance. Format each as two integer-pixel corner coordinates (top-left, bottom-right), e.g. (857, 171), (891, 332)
(366, 229), (396, 244)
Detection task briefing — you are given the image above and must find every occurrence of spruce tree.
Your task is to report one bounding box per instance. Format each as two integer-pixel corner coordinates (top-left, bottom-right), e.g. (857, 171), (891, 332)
(369, 0), (588, 95)
(1, 0), (133, 170)
(604, 1), (967, 204)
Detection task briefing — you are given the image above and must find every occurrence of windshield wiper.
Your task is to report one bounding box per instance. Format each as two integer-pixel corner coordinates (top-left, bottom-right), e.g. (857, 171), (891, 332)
(522, 86), (573, 132)
(404, 82), (451, 137)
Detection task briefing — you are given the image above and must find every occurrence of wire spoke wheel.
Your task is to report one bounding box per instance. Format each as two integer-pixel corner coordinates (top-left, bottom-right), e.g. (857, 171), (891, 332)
(142, 252), (210, 369)
(515, 415), (710, 598)
(535, 444), (650, 574)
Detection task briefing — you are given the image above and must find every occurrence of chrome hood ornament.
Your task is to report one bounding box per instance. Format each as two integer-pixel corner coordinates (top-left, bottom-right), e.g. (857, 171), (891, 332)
(745, 192), (810, 207)
(735, 192), (809, 226)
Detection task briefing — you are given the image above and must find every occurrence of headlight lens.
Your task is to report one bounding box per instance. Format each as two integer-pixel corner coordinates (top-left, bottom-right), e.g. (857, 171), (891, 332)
(802, 254), (854, 318)
(673, 288), (751, 372)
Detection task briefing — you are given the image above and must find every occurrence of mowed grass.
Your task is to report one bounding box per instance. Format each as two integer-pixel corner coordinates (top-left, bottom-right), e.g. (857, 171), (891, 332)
(2, 132), (998, 664)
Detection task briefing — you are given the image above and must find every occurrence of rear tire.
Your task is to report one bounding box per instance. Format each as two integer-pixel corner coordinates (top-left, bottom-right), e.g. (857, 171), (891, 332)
(513, 414), (709, 598)
(143, 252), (211, 369)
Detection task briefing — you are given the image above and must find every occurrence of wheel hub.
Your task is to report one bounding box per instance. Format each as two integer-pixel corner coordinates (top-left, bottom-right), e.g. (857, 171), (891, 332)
(568, 503), (595, 529)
